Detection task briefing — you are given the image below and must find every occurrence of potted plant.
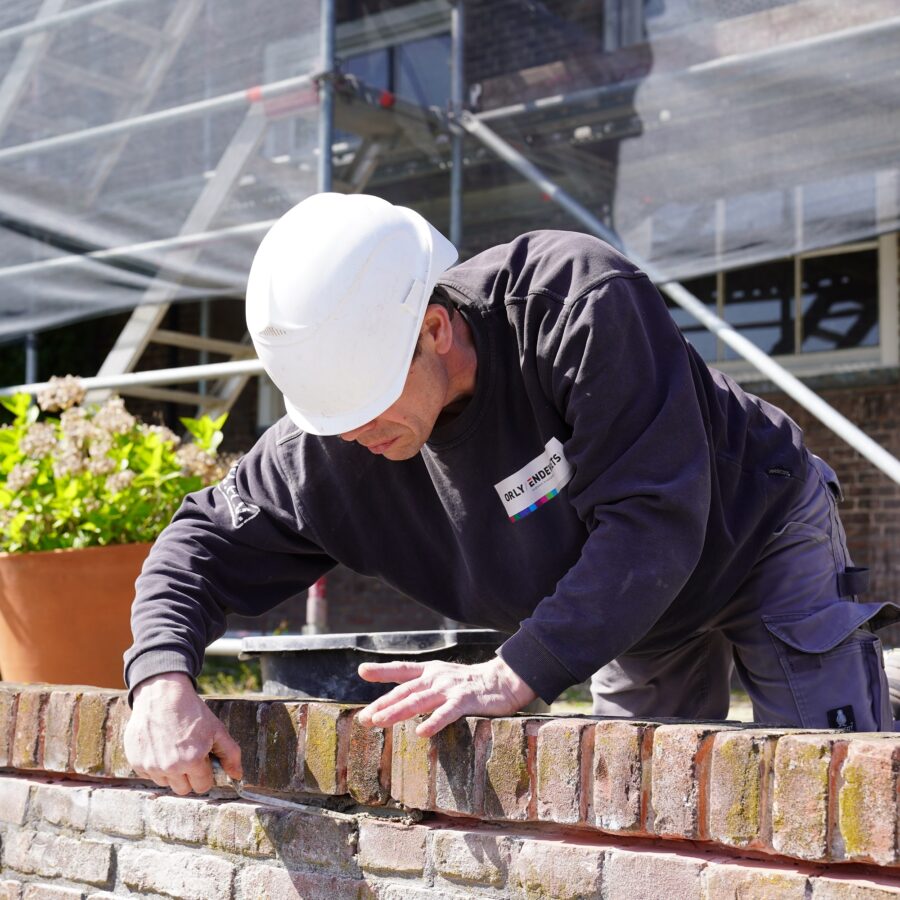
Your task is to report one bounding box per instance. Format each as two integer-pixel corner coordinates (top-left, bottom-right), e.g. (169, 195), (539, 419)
(0, 375), (230, 688)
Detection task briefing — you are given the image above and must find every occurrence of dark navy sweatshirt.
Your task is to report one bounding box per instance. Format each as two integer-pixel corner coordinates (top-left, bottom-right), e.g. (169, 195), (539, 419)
(125, 231), (808, 702)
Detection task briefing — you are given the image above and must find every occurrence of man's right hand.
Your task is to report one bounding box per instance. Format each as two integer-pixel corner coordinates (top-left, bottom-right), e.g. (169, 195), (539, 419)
(124, 672), (243, 795)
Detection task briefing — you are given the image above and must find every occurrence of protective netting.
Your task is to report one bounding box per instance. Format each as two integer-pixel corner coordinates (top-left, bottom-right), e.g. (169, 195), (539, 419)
(0, 0), (897, 342)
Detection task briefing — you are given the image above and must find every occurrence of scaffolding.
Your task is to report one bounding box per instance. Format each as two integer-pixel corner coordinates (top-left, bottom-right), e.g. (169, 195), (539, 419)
(0, 0), (898, 484)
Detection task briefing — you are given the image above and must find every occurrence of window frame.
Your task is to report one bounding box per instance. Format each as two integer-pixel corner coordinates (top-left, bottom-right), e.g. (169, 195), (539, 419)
(678, 233), (898, 381)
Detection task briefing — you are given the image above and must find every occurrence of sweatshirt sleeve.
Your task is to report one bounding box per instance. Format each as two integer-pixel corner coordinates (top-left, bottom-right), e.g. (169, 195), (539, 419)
(498, 273), (712, 702)
(124, 422), (335, 695)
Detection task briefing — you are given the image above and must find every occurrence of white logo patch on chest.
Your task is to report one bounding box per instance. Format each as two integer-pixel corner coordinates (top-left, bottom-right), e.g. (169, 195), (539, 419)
(493, 437), (573, 522)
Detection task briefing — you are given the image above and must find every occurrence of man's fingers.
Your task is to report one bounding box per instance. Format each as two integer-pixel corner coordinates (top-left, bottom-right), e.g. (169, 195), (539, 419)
(166, 772), (193, 796)
(210, 724), (244, 781)
(358, 661), (425, 684)
(416, 698), (466, 738)
(358, 678), (427, 724)
(367, 688), (444, 727)
(184, 761), (215, 796)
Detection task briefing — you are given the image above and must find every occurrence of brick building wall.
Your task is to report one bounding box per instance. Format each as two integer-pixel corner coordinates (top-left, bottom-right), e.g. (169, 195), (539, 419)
(2, 683), (900, 898)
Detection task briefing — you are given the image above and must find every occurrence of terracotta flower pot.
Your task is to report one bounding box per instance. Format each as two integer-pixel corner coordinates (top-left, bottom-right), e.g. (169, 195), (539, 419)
(0, 542), (152, 688)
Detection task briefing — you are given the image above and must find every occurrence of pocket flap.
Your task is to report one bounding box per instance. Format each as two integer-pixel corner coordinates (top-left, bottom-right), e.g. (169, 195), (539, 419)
(763, 601), (899, 654)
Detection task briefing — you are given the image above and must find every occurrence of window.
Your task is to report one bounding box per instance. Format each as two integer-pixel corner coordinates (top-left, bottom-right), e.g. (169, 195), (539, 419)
(667, 238), (898, 377)
(345, 33), (451, 109)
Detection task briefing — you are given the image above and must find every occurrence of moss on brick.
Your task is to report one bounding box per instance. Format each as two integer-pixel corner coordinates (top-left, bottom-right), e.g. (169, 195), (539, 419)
(484, 719), (530, 819)
(11, 690), (44, 769)
(73, 693), (109, 774)
(717, 735), (761, 845)
(304, 706), (340, 794)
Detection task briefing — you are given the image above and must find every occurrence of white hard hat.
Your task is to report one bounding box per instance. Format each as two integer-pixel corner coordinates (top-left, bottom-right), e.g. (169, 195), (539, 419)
(246, 193), (458, 435)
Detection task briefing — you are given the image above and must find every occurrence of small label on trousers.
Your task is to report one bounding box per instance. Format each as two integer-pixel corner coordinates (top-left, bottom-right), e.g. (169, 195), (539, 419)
(827, 705), (856, 731)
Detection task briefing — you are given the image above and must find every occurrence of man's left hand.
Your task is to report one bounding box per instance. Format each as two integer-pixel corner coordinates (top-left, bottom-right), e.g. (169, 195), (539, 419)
(356, 656), (537, 737)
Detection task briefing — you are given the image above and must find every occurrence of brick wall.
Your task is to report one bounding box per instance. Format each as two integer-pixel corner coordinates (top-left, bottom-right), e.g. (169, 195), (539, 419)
(2, 684), (900, 898)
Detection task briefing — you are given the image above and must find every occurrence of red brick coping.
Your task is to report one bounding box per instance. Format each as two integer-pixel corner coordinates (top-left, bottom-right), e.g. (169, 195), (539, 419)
(2, 684), (900, 899)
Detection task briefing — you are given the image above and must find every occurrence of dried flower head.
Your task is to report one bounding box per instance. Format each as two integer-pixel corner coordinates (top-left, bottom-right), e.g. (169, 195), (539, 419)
(36, 375), (86, 412)
(141, 424), (181, 447)
(86, 455), (116, 476)
(6, 462), (37, 492)
(93, 396), (136, 435)
(59, 407), (92, 448)
(176, 443), (218, 480)
(51, 438), (86, 479)
(21, 422), (57, 459)
(105, 469), (135, 494)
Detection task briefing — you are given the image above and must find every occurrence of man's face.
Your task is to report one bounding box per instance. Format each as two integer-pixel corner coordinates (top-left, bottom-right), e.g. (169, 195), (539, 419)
(338, 349), (449, 461)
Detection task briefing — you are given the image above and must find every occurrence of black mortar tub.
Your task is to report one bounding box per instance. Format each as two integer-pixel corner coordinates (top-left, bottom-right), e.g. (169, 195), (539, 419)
(239, 629), (506, 703)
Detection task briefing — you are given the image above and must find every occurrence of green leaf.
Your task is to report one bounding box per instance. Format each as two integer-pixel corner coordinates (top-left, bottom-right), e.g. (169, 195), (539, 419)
(0, 393), (32, 422)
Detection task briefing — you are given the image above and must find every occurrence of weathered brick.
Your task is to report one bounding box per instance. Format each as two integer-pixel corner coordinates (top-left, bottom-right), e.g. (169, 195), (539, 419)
(0, 880), (23, 900)
(22, 886), (85, 900)
(811, 877), (900, 898)
(0, 776), (31, 825)
(3, 831), (112, 886)
(208, 802), (278, 857)
(433, 829), (512, 887)
(220, 699), (261, 786)
(118, 845), (234, 900)
(511, 838), (604, 900)
(42, 691), (77, 772)
(0, 689), (16, 767)
(391, 718), (434, 810)
(11, 688), (45, 769)
(358, 819), (427, 876)
(374, 887), (469, 900)
(88, 787), (151, 837)
(259, 701), (304, 791)
(482, 718), (533, 821)
(434, 717), (483, 816)
(236, 865), (364, 900)
(593, 720), (652, 832)
(102, 695), (133, 778)
(347, 715), (390, 806)
(73, 692), (112, 775)
(536, 719), (592, 824)
(146, 795), (216, 844)
(836, 739), (900, 865)
(708, 731), (778, 848)
(702, 862), (809, 898)
(604, 848), (703, 900)
(269, 809), (360, 877)
(32, 782), (91, 830)
(304, 703), (353, 795)
(651, 724), (730, 839)
(772, 735), (836, 860)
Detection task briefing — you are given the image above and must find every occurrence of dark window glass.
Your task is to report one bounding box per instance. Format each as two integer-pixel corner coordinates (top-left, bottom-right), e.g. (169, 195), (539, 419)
(666, 275), (717, 362)
(345, 48), (390, 91)
(393, 34), (450, 108)
(801, 250), (878, 352)
(723, 260), (794, 359)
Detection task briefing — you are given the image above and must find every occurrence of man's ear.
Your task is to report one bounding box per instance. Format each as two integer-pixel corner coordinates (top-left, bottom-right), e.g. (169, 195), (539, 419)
(421, 304), (454, 354)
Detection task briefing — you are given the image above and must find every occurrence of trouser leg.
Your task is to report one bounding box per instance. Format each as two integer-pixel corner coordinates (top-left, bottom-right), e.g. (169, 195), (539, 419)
(718, 454), (892, 731)
(591, 628), (734, 719)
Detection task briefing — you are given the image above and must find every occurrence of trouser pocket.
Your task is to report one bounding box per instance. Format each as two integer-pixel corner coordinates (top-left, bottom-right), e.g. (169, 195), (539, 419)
(763, 601), (894, 731)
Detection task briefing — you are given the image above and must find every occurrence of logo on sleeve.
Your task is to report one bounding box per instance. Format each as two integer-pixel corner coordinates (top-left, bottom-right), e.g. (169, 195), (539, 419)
(493, 437), (573, 522)
(217, 462), (260, 529)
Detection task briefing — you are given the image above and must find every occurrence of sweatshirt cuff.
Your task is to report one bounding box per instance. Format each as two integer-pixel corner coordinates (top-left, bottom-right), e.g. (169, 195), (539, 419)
(125, 649), (198, 708)
(498, 628), (578, 704)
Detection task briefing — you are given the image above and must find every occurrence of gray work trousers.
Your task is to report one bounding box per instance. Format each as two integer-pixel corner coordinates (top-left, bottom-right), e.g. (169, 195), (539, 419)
(591, 454), (895, 731)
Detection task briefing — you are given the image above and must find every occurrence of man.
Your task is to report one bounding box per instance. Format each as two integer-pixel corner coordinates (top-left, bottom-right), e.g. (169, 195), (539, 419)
(124, 193), (895, 796)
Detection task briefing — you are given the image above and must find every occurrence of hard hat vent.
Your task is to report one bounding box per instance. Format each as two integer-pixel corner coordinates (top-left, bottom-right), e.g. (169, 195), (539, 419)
(259, 325), (288, 338)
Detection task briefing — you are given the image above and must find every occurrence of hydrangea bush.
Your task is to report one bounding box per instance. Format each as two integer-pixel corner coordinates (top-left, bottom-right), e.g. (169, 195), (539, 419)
(0, 375), (230, 553)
